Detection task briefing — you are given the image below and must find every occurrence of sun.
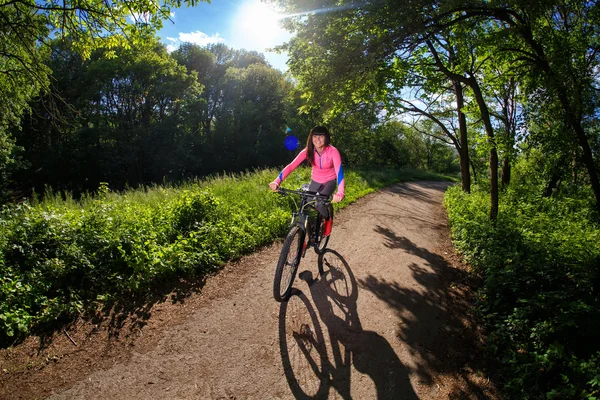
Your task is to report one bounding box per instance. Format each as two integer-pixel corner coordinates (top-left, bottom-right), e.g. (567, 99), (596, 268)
(232, 0), (289, 52)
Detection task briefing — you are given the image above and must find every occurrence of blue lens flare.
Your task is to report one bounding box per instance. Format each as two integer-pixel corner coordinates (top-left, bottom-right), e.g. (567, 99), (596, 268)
(284, 135), (299, 151)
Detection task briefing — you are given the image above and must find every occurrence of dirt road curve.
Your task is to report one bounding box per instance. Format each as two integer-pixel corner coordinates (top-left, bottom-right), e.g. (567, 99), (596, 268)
(2, 181), (500, 400)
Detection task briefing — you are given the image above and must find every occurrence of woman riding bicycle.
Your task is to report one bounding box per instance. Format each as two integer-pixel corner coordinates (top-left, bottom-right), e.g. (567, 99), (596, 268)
(269, 125), (345, 237)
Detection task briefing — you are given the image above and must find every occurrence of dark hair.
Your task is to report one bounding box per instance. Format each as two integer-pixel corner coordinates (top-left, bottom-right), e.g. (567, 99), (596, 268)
(306, 126), (331, 166)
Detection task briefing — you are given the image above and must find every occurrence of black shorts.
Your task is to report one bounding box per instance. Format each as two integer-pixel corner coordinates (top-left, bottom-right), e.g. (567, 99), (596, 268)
(308, 179), (335, 219)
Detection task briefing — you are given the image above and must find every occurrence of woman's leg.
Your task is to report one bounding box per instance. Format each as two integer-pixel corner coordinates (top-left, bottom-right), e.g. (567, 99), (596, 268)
(308, 179), (336, 219)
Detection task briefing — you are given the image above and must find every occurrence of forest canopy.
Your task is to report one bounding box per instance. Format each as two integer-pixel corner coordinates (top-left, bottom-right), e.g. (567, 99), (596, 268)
(274, 0), (600, 218)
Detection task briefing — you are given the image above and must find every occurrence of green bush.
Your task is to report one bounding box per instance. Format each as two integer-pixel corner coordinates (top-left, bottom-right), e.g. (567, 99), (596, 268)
(0, 189), (228, 339)
(444, 184), (600, 399)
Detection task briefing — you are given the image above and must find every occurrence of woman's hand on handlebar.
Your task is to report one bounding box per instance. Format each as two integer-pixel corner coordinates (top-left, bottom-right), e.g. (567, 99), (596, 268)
(269, 181), (280, 192)
(332, 193), (343, 203)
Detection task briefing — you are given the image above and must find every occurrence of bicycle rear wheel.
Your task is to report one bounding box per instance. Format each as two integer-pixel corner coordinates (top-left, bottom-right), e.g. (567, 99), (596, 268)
(315, 204), (334, 255)
(274, 225), (305, 302)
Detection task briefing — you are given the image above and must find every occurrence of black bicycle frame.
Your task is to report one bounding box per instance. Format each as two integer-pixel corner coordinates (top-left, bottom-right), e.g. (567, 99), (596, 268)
(279, 187), (330, 245)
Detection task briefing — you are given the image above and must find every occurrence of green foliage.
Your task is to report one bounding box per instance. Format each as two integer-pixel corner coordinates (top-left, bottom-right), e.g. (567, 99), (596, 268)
(0, 133), (25, 202)
(0, 0), (209, 193)
(12, 40), (297, 196)
(0, 167), (441, 343)
(0, 4), (50, 134)
(278, 0), (600, 212)
(326, 118), (459, 174)
(444, 183), (600, 399)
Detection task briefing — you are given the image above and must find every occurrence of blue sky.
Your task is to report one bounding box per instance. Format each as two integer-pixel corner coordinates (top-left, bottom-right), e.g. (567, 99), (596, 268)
(156, 0), (293, 71)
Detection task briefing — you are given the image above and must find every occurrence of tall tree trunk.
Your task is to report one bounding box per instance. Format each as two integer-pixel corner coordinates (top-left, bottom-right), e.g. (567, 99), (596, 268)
(500, 77), (516, 187)
(470, 159), (478, 183)
(427, 39), (497, 218)
(453, 80), (471, 193)
(470, 78), (499, 220)
(501, 158), (511, 186)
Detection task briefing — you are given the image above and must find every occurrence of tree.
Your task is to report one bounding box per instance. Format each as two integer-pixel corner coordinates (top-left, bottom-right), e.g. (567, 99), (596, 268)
(173, 43), (270, 138)
(213, 63), (289, 171)
(14, 37), (201, 193)
(0, 0), (207, 199)
(276, 0), (600, 216)
(433, 1), (600, 211)
(402, 35), (472, 192)
(276, 0), (501, 215)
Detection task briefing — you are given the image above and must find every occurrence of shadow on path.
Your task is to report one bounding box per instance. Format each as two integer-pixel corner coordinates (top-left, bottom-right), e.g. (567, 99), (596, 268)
(382, 181), (451, 206)
(357, 224), (492, 399)
(279, 250), (418, 399)
(372, 182), (451, 231)
(28, 276), (208, 352)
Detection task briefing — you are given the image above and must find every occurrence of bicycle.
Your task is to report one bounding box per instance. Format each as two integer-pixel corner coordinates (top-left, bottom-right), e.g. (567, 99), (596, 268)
(273, 184), (334, 302)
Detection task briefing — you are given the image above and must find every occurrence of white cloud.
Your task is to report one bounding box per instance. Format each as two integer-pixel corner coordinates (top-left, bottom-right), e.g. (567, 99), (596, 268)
(179, 31), (226, 46)
(165, 31), (226, 53)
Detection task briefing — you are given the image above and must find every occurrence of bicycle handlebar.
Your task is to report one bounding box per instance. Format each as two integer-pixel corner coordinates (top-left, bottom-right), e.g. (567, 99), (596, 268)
(277, 187), (332, 201)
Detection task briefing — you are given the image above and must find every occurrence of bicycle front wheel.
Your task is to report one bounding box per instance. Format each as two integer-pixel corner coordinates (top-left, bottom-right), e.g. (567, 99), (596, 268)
(273, 225), (305, 302)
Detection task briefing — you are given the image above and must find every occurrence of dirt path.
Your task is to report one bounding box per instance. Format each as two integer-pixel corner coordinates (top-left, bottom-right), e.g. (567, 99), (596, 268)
(1, 181), (500, 399)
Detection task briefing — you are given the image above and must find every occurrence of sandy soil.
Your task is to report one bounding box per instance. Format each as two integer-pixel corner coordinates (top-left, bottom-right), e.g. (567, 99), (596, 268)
(0, 181), (500, 399)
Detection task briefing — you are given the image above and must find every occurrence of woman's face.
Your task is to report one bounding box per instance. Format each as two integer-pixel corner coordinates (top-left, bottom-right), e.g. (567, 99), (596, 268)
(312, 134), (326, 150)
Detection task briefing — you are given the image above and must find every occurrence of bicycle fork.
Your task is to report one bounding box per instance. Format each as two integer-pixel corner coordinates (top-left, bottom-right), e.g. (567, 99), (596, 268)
(295, 213), (310, 258)
(291, 210), (316, 258)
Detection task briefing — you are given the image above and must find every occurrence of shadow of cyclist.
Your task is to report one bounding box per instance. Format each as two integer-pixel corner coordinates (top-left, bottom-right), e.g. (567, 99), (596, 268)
(294, 249), (418, 399)
(278, 288), (330, 399)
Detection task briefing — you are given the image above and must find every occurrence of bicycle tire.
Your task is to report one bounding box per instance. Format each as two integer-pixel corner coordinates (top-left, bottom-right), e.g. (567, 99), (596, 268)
(273, 225), (304, 302)
(315, 204), (334, 255)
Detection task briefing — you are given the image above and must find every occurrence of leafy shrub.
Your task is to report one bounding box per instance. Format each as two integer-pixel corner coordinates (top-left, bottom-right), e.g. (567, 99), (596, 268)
(444, 184), (600, 399)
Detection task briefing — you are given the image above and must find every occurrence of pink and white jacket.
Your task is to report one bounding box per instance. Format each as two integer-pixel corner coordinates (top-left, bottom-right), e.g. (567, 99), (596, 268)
(273, 145), (345, 198)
